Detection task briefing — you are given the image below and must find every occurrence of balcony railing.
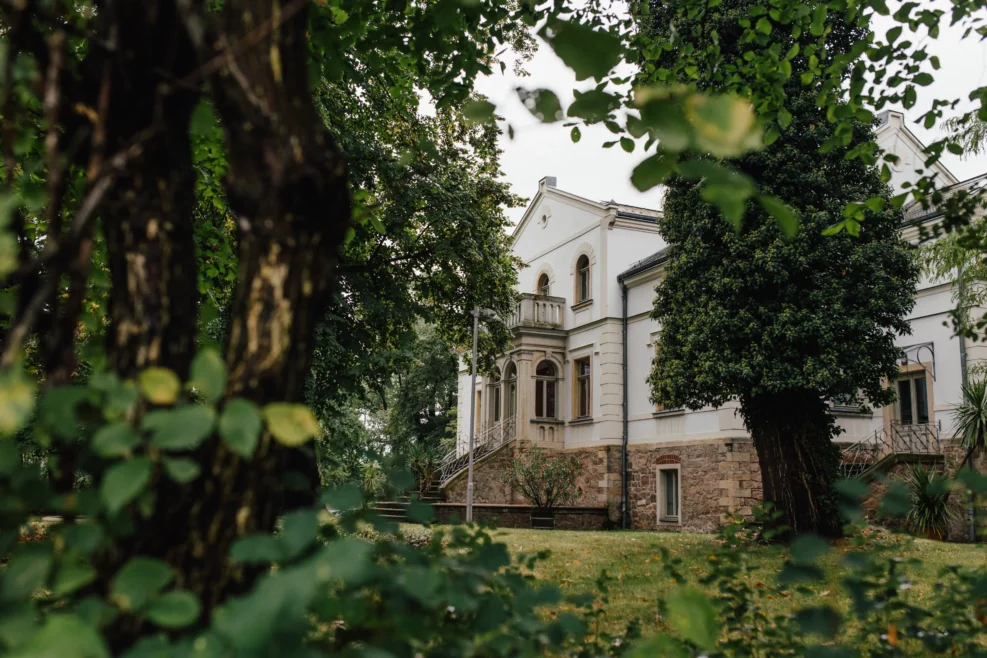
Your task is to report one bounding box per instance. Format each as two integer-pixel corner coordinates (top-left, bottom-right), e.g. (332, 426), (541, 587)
(839, 420), (941, 478)
(508, 293), (565, 329)
(439, 416), (517, 487)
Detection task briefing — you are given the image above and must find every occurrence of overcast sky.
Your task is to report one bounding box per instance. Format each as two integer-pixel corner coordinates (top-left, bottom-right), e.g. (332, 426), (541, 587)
(473, 10), (987, 225)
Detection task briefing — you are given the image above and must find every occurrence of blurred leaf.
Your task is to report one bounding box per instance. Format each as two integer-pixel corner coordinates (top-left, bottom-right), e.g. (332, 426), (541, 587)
(796, 605), (841, 639)
(144, 591), (201, 629)
(100, 457), (152, 514)
(790, 534), (829, 563)
(92, 422), (141, 458)
(516, 88), (563, 123)
(110, 557), (174, 612)
(463, 99), (496, 123)
(162, 457), (201, 483)
(189, 348), (227, 402)
(219, 398), (263, 459)
(540, 19), (623, 82)
(665, 586), (717, 650)
(1, 544), (53, 602)
(143, 406), (216, 451)
(631, 151), (677, 192)
(9, 613), (109, 658)
(262, 403), (321, 447)
(0, 366), (36, 436)
(759, 194), (799, 238)
(138, 368), (181, 405)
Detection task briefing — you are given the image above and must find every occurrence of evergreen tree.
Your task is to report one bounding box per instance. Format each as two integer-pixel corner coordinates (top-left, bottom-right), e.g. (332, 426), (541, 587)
(646, 0), (920, 537)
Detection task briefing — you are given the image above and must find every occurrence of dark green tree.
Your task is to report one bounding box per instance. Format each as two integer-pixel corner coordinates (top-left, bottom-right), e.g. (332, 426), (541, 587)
(646, 0), (920, 537)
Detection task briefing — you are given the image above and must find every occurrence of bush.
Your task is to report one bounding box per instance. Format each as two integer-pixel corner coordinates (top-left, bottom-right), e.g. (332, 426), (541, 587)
(507, 446), (585, 509)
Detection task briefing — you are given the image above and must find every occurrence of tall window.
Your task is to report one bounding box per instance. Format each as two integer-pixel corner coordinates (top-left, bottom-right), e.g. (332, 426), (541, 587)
(575, 255), (590, 302)
(488, 367), (502, 423)
(896, 373), (929, 425)
(534, 361), (557, 418)
(537, 273), (551, 297)
(574, 357), (591, 418)
(659, 468), (680, 521)
(505, 362), (518, 419)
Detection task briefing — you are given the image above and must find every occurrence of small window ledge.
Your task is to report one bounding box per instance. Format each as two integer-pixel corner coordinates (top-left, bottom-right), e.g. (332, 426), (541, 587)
(530, 418), (564, 425)
(653, 408), (685, 418)
(830, 406), (871, 416)
(659, 516), (681, 525)
(571, 299), (593, 312)
(568, 416), (593, 425)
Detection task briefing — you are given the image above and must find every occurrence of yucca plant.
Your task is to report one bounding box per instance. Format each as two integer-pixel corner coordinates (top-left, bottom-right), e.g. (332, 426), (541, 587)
(905, 466), (956, 540)
(956, 377), (987, 461)
(407, 443), (442, 495)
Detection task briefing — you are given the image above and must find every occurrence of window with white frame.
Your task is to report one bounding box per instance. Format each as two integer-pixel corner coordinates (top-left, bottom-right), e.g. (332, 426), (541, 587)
(658, 466), (680, 522)
(575, 254), (591, 303)
(534, 360), (557, 419)
(537, 273), (551, 297)
(574, 357), (591, 418)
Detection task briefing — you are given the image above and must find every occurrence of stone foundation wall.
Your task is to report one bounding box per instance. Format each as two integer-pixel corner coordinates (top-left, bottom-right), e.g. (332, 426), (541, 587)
(433, 503), (610, 530)
(443, 443), (516, 504)
(626, 439), (761, 532)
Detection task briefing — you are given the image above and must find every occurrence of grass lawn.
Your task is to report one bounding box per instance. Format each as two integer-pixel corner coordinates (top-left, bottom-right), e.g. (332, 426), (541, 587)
(449, 526), (987, 637)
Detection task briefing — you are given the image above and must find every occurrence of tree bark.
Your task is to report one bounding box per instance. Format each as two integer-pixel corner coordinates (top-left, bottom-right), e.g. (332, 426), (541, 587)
(99, 1), (201, 381)
(742, 390), (844, 539)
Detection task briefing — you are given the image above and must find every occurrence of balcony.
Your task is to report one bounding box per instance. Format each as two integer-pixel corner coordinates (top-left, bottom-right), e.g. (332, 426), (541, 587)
(508, 293), (565, 329)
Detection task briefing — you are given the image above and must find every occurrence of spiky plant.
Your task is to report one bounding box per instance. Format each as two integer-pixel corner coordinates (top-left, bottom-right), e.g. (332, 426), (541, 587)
(956, 377), (987, 460)
(905, 466), (956, 539)
(407, 443), (441, 495)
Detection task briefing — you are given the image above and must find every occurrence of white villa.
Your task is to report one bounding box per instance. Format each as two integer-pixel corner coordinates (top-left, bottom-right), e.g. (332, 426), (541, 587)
(442, 110), (987, 531)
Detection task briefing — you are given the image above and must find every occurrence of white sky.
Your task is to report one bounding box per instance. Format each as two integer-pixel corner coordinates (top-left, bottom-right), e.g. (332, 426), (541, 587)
(474, 10), (987, 225)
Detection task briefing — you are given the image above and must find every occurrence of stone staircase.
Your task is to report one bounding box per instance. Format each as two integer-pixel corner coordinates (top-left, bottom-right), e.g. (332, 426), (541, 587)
(372, 481), (443, 522)
(438, 415), (517, 487)
(839, 421), (942, 479)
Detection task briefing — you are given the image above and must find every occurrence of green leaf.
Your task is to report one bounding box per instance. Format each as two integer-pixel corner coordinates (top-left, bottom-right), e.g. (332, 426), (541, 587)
(52, 564), (97, 596)
(620, 137), (635, 153)
(0, 232), (18, 278)
(665, 586), (718, 650)
(516, 88), (563, 123)
(567, 89), (619, 123)
(540, 20), (623, 82)
(795, 605), (841, 639)
(144, 591), (201, 629)
(219, 398), (263, 458)
(110, 557), (174, 612)
(631, 152), (677, 192)
(789, 534), (829, 563)
(281, 510), (319, 559)
(92, 421), (141, 458)
(189, 348), (227, 402)
(0, 366), (36, 436)
(755, 17), (772, 34)
(913, 72), (934, 86)
(570, 126), (581, 143)
(9, 614), (109, 658)
(100, 457), (152, 514)
(865, 196), (886, 213)
(138, 368), (181, 405)
(262, 403), (321, 447)
(463, 99), (496, 123)
(777, 108), (793, 129)
(39, 386), (89, 439)
(163, 457), (201, 483)
(2, 545), (53, 602)
(143, 406), (216, 451)
(230, 535), (285, 564)
(758, 195), (798, 238)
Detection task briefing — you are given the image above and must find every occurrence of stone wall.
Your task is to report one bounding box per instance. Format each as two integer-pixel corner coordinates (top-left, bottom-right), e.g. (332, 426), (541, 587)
(443, 443), (516, 504)
(626, 439), (761, 532)
(433, 503), (610, 530)
(440, 438), (762, 533)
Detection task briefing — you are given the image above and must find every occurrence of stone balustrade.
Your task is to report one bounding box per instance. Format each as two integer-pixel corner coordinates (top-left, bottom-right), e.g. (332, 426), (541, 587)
(508, 293), (565, 329)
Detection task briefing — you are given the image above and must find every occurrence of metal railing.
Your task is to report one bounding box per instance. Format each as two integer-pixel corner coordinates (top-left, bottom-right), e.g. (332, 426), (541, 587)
(439, 415), (517, 486)
(838, 420), (941, 478)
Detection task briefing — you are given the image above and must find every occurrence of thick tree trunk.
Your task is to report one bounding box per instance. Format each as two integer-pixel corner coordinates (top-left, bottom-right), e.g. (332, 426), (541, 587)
(742, 390), (844, 539)
(107, 0), (351, 637)
(99, 2), (201, 381)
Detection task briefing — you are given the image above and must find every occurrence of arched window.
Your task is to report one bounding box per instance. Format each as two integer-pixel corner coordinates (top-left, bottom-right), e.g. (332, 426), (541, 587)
(504, 362), (518, 419)
(488, 366), (502, 423)
(575, 254), (590, 302)
(537, 273), (551, 297)
(534, 360), (557, 419)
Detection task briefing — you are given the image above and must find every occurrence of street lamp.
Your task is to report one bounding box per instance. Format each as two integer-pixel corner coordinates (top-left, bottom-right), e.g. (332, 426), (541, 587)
(466, 306), (501, 523)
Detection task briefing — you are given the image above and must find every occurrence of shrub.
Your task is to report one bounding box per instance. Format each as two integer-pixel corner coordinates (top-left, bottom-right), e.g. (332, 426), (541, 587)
(507, 446), (585, 509)
(905, 466), (956, 539)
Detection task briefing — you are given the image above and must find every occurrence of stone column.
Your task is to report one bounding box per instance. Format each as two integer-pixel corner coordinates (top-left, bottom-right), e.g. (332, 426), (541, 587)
(515, 350), (534, 444)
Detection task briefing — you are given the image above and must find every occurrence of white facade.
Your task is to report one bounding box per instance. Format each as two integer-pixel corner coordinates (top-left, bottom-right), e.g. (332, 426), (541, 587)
(456, 111), (980, 460)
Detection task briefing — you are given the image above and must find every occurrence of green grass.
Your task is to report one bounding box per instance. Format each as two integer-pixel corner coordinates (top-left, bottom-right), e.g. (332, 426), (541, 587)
(450, 526), (987, 637)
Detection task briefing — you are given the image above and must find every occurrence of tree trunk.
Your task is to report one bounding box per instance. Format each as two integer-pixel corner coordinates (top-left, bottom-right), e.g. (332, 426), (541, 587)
(742, 390), (844, 539)
(108, 0), (352, 637)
